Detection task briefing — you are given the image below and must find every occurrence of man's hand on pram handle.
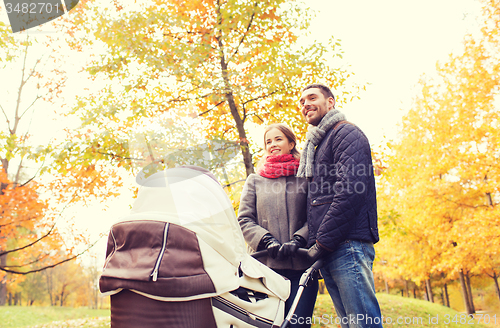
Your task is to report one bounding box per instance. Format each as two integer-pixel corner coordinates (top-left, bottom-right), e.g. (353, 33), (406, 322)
(258, 233), (281, 259)
(306, 242), (330, 263)
(278, 235), (307, 258)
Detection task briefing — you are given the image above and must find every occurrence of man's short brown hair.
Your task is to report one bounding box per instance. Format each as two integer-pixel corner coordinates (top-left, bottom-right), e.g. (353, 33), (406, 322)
(303, 83), (335, 101)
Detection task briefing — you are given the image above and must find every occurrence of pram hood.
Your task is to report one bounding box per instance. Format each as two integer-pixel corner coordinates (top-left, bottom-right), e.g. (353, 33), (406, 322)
(100, 166), (290, 303)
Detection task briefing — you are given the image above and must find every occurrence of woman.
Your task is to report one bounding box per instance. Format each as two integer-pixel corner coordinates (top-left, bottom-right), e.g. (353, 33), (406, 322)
(238, 123), (318, 328)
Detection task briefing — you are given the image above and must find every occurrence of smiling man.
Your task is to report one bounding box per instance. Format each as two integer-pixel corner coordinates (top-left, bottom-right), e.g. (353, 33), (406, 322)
(297, 83), (383, 328)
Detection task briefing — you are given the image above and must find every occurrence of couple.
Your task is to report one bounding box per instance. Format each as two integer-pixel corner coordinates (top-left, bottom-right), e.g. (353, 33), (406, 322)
(238, 84), (383, 328)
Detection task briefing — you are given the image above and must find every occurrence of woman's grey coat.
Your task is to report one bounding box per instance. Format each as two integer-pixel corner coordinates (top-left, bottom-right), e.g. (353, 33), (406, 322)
(238, 173), (309, 270)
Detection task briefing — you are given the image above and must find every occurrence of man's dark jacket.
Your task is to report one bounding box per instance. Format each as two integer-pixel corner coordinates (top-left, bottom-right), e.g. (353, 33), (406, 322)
(307, 122), (379, 251)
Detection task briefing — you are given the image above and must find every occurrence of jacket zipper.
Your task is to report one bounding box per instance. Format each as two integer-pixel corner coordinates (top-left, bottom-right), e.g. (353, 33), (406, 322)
(151, 222), (169, 282)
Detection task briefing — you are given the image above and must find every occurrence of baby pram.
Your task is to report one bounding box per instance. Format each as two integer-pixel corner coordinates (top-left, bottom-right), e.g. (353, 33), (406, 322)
(99, 166), (290, 327)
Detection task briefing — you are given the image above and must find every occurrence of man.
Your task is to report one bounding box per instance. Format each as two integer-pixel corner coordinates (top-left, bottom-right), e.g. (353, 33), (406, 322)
(297, 83), (382, 328)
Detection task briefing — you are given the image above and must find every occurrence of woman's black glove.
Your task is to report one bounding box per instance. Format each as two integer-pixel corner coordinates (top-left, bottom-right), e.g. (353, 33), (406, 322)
(258, 233), (281, 259)
(278, 235), (307, 258)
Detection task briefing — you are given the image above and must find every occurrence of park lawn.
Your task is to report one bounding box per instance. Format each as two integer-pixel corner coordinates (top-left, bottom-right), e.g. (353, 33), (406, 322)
(0, 306), (109, 328)
(2, 294), (499, 328)
(312, 293), (497, 328)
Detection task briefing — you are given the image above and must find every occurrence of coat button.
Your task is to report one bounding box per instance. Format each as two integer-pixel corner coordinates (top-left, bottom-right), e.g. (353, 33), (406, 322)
(312, 200), (317, 204)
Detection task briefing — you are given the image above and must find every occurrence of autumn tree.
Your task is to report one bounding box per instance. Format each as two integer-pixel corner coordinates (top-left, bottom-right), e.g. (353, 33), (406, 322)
(18, 271), (46, 305)
(0, 17), (121, 305)
(376, 0), (500, 314)
(66, 0), (358, 178)
(43, 258), (89, 306)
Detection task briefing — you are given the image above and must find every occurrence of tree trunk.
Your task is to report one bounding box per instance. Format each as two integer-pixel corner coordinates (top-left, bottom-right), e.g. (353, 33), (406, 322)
(0, 253), (6, 305)
(443, 283), (450, 307)
(426, 278), (434, 303)
(404, 280), (409, 297)
(215, 1), (254, 177)
(45, 271), (54, 306)
(459, 269), (473, 315)
(384, 279), (389, 294)
(413, 287), (416, 298)
(492, 272), (500, 303)
(0, 171), (9, 305)
(465, 273), (476, 314)
(318, 280), (325, 294)
(60, 288), (65, 307)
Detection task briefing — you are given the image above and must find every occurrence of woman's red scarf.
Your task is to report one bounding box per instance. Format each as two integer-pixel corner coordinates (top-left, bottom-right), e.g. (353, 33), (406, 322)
(258, 154), (300, 179)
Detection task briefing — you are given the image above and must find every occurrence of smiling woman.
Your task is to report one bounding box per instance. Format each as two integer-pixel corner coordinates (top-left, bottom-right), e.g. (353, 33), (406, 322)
(238, 123), (318, 328)
(265, 126), (295, 156)
(256, 124), (301, 176)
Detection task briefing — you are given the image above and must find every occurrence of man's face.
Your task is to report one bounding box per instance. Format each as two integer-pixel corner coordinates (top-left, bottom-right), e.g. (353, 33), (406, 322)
(299, 88), (335, 126)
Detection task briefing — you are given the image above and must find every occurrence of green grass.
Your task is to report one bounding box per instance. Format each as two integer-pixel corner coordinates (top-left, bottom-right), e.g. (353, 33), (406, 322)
(312, 293), (497, 327)
(0, 306), (110, 328)
(1, 294), (498, 328)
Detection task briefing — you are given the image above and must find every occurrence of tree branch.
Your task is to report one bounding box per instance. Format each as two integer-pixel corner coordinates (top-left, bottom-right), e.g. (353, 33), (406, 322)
(2, 252), (51, 268)
(0, 215), (39, 229)
(0, 236), (103, 275)
(96, 151), (141, 162)
(228, 2), (257, 62)
(18, 95), (42, 121)
(197, 101), (224, 117)
(0, 172), (103, 257)
(0, 222), (56, 257)
(18, 157), (47, 188)
(444, 198), (497, 209)
(241, 88), (284, 122)
(242, 88), (283, 107)
(0, 103), (11, 131)
(223, 179), (246, 188)
(12, 35), (31, 135)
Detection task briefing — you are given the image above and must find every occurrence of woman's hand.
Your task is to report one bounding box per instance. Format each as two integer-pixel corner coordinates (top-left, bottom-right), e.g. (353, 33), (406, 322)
(258, 234), (282, 259)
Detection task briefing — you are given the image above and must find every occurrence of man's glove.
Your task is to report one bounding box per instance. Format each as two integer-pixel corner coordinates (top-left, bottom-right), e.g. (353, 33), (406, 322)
(307, 242), (329, 263)
(258, 233), (281, 259)
(278, 235), (307, 258)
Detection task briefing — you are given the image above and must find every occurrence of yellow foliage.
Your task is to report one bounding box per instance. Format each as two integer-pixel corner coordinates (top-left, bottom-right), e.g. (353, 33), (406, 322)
(376, 0), (500, 288)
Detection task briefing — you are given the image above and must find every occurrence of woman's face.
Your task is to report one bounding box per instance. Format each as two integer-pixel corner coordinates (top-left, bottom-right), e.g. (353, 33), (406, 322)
(265, 128), (294, 156)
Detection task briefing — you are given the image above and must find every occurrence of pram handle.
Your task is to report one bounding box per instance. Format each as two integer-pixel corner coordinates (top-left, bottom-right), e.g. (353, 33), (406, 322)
(251, 248), (309, 259)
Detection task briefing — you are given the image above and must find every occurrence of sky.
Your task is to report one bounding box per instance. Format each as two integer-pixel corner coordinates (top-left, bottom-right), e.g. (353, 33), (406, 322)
(307, 0), (482, 147)
(0, 0), (486, 262)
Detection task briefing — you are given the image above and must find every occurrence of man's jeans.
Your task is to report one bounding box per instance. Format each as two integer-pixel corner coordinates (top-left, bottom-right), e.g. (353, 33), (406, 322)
(320, 240), (383, 328)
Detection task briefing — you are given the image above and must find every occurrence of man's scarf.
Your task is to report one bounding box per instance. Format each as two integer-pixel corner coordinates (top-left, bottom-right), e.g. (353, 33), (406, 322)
(258, 154), (300, 178)
(296, 109), (346, 178)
